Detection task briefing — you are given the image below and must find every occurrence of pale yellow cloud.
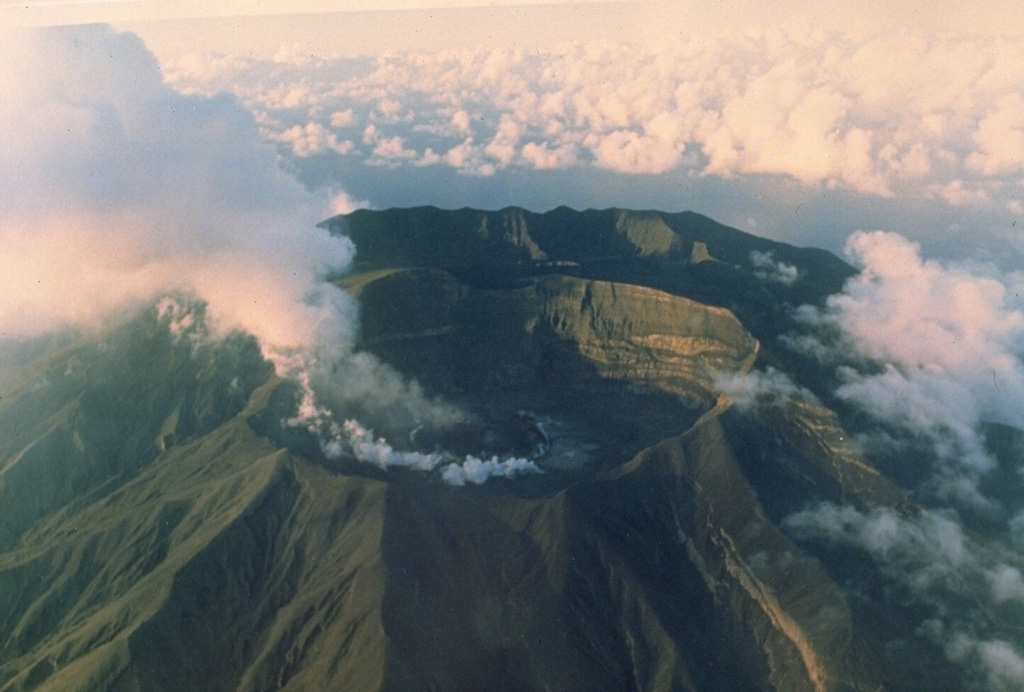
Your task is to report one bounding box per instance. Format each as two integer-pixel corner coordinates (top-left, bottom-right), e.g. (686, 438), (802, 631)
(274, 122), (354, 157)
(969, 94), (1024, 176)
(169, 28), (1024, 203)
(520, 141), (577, 169)
(10, 3), (1024, 215)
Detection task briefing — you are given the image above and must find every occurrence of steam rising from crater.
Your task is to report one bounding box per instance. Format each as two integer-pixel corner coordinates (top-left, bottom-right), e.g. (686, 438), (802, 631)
(0, 25), (537, 484)
(292, 413), (541, 486)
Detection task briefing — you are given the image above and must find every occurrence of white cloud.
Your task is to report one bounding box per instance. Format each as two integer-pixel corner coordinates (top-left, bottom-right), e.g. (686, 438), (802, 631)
(416, 147), (442, 166)
(828, 232), (1024, 420)
(750, 250), (799, 284)
(715, 366), (819, 412)
(370, 135), (418, 163)
(450, 108), (471, 133)
(275, 121), (354, 156)
(774, 229), (1024, 683)
(375, 97), (403, 121)
(329, 108), (355, 128)
(791, 230), (1024, 510)
(0, 26), (348, 351)
(968, 94), (1024, 176)
(327, 190), (371, 215)
(586, 129), (683, 175)
(784, 505), (971, 586)
(520, 141), (577, 169)
(261, 82), (316, 111)
(161, 29), (1024, 209)
(159, 51), (257, 95)
(443, 136), (495, 176)
(272, 42), (317, 66)
(989, 565), (1024, 603)
(444, 137), (475, 167)
(975, 639), (1024, 692)
(483, 113), (520, 166)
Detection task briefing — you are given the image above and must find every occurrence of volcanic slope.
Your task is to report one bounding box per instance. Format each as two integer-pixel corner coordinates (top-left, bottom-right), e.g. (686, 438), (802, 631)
(0, 206), (1009, 692)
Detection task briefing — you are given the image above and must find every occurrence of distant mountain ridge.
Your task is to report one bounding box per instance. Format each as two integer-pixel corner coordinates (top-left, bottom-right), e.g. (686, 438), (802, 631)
(324, 206), (855, 355)
(322, 206), (851, 282)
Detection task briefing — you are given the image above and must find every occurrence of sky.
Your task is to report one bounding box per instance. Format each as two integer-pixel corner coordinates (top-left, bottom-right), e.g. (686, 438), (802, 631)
(2, 0), (1022, 261)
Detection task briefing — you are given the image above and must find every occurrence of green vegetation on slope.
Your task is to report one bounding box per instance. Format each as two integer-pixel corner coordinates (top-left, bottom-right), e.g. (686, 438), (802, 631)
(4, 207), (1005, 692)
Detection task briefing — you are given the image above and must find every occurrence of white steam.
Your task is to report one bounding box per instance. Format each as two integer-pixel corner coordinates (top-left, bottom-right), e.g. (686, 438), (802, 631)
(715, 366), (819, 411)
(750, 251), (800, 285)
(293, 405), (541, 485)
(1, 25), (540, 485)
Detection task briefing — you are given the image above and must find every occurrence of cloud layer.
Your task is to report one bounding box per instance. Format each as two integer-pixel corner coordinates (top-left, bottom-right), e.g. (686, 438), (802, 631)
(164, 28), (1024, 214)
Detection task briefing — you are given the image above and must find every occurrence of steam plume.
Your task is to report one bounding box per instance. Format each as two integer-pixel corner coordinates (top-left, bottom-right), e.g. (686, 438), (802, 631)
(0, 25), (539, 485)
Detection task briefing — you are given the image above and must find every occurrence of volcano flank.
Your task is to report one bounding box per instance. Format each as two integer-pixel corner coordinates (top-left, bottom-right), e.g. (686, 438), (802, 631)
(1, 207), (1019, 692)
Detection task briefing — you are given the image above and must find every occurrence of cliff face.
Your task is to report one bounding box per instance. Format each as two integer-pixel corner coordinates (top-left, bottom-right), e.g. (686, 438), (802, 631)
(346, 269), (759, 469)
(0, 207), (1003, 692)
